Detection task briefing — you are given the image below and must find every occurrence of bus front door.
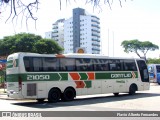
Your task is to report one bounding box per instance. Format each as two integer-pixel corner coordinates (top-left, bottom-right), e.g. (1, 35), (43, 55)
(137, 60), (150, 90)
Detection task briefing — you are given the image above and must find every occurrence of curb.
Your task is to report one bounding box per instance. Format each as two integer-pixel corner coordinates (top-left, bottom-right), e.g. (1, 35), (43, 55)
(0, 94), (15, 100)
(0, 95), (9, 99)
(0, 92), (14, 100)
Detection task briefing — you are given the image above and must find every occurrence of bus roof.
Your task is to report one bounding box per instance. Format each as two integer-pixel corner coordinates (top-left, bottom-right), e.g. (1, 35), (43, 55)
(8, 52), (142, 60)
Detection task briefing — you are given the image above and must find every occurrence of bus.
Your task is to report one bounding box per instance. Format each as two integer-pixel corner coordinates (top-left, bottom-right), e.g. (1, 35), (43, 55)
(148, 64), (160, 85)
(6, 52), (149, 102)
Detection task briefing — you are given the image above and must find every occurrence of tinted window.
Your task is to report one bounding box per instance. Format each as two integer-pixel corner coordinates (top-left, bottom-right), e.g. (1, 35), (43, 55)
(156, 66), (160, 72)
(33, 58), (43, 72)
(137, 60), (149, 82)
(43, 57), (59, 71)
(124, 59), (137, 71)
(60, 58), (75, 71)
(108, 59), (123, 71)
(93, 59), (109, 71)
(24, 57), (32, 71)
(24, 57), (59, 72)
(137, 60), (147, 70)
(76, 58), (93, 71)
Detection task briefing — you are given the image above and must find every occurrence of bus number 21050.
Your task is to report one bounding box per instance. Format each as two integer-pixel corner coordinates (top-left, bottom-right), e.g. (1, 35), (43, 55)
(27, 75), (50, 80)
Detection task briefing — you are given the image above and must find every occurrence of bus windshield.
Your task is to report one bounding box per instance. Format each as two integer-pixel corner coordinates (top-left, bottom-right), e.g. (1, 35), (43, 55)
(156, 66), (160, 73)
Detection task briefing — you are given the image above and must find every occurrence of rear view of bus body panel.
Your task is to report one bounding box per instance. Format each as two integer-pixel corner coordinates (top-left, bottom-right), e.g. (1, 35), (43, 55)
(7, 53), (43, 99)
(7, 53), (24, 99)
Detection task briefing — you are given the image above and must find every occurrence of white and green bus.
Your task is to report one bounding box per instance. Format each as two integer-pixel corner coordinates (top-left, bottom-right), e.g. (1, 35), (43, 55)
(6, 52), (149, 102)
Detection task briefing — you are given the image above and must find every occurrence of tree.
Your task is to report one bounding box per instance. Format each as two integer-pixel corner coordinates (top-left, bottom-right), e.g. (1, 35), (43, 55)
(12, 33), (42, 53)
(147, 58), (160, 64)
(0, 33), (63, 56)
(0, 0), (128, 25)
(121, 39), (159, 59)
(34, 39), (63, 54)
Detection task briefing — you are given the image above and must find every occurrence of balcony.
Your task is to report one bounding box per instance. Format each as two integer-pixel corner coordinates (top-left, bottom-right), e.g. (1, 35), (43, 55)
(91, 16), (100, 20)
(92, 43), (100, 47)
(92, 34), (100, 38)
(52, 35), (59, 37)
(91, 29), (100, 33)
(91, 20), (100, 24)
(92, 38), (97, 41)
(92, 48), (100, 51)
(91, 24), (100, 29)
(52, 30), (58, 33)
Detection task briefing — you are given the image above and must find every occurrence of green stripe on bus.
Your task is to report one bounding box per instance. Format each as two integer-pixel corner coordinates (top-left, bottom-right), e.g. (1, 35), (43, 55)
(84, 81), (91, 88)
(6, 72), (138, 82)
(79, 73), (88, 80)
(59, 73), (68, 81)
(6, 74), (19, 82)
(95, 72), (138, 79)
(7, 73), (68, 82)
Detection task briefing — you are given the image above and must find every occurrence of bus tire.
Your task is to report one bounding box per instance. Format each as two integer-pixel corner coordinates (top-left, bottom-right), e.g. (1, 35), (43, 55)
(113, 93), (119, 96)
(48, 88), (61, 103)
(61, 87), (76, 101)
(129, 84), (137, 95)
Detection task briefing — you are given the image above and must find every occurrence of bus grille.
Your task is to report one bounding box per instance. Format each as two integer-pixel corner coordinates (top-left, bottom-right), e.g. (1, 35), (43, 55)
(27, 83), (37, 96)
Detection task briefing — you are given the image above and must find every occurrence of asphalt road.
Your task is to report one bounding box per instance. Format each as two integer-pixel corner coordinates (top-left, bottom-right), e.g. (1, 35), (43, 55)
(0, 83), (160, 120)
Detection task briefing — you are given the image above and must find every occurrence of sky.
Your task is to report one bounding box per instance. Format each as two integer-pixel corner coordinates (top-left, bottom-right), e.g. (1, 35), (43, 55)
(0, 0), (160, 58)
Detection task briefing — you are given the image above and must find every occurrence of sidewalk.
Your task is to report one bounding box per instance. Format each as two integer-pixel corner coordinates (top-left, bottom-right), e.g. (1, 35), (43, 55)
(0, 88), (7, 94)
(0, 89), (33, 101)
(0, 88), (10, 100)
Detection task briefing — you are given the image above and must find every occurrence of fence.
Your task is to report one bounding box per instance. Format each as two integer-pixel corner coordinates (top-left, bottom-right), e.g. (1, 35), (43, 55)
(0, 71), (6, 88)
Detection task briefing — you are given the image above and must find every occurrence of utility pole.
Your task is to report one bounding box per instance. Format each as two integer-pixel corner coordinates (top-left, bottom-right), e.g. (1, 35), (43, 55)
(108, 29), (110, 56)
(112, 31), (114, 57)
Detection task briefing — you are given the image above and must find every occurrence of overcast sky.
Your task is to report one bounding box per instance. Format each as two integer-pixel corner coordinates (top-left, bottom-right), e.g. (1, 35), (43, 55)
(0, 0), (160, 58)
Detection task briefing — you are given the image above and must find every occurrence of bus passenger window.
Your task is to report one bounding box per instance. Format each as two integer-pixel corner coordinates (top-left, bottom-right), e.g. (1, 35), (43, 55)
(76, 58), (93, 71)
(93, 59), (109, 71)
(108, 59), (123, 71)
(124, 59), (137, 71)
(43, 57), (58, 71)
(59, 59), (66, 71)
(109, 63), (116, 71)
(60, 58), (75, 71)
(33, 58), (43, 72)
(24, 57), (31, 71)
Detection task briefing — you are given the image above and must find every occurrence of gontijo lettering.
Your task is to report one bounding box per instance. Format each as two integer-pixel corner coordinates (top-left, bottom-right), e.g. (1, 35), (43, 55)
(111, 73), (131, 78)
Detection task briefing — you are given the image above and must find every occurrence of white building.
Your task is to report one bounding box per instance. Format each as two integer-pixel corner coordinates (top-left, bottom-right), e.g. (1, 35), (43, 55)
(45, 31), (53, 39)
(45, 19), (65, 48)
(45, 8), (101, 54)
(64, 8), (101, 54)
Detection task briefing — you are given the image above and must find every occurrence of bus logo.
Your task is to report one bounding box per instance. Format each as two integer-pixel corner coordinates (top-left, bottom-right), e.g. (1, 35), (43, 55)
(132, 72), (136, 78)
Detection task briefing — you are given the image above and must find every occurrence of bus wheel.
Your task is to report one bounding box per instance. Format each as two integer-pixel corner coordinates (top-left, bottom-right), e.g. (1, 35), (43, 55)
(113, 93), (119, 96)
(61, 87), (76, 101)
(36, 98), (45, 103)
(129, 84), (137, 95)
(48, 88), (61, 103)
(158, 82), (160, 85)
